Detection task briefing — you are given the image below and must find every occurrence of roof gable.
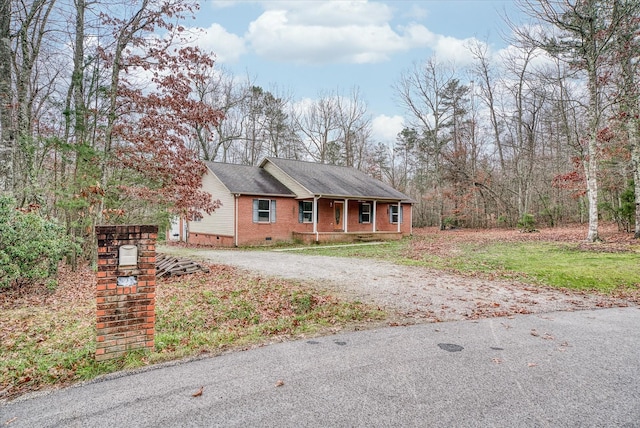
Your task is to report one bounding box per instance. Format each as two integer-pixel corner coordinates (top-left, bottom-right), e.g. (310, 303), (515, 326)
(261, 157), (411, 201)
(205, 162), (295, 197)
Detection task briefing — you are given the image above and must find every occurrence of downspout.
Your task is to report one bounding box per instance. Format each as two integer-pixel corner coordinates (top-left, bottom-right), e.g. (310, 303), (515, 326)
(410, 203), (413, 235)
(234, 194), (240, 247)
(183, 218), (189, 243)
(372, 200), (377, 232)
(314, 195), (320, 242)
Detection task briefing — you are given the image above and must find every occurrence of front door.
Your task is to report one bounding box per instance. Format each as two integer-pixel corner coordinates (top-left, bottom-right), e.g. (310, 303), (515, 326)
(333, 202), (344, 231)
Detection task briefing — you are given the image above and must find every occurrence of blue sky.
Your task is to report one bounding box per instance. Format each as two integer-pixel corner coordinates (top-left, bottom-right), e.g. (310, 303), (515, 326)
(187, 0), (524, 143)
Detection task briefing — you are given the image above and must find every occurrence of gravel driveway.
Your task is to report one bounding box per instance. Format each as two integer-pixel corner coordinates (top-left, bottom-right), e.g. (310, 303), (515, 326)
(162, 246), (635, 323)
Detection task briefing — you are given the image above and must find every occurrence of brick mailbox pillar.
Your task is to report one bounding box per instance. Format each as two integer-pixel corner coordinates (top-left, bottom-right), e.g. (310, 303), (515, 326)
(95, 225), (158, 361)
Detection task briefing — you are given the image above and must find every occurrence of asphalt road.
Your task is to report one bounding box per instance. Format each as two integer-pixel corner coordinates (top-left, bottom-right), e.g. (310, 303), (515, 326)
(2, 307), (640, 427)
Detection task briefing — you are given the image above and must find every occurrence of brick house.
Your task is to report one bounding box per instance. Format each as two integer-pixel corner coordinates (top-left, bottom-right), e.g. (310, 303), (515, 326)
(171, 157), (413, 246)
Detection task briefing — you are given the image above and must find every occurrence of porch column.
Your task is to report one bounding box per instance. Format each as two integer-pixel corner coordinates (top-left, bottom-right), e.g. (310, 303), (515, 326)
(344, 199), (348, 233)
(397, 202), (401, 233)
(372, 200), (377, 232)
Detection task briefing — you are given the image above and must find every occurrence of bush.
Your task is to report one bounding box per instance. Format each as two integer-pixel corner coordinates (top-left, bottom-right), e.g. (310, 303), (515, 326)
(0, 196), (79, 288)
(517, 213), (537, 233)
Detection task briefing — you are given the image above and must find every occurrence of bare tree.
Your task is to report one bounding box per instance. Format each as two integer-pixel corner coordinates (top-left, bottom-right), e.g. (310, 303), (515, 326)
(10, 0), (57, 205)
(503, 44), (548, 220)
(0, 0), (12, 194)
(335, 87), (372, 168)
(394, 57), (457, 229)
(469, 42), (520, 225)
(192, 67), (247, 162)
(612, 4), (640, 237)
(515, 0), (633, 241)
(260, 85), (297, 160)
(293, 91), (341, 164)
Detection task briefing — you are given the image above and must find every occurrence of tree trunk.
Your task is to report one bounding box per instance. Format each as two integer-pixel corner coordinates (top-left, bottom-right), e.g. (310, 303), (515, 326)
(0, 0), (12, 194)
(585, 69), (600, 242)
(631, 130), (640, 238)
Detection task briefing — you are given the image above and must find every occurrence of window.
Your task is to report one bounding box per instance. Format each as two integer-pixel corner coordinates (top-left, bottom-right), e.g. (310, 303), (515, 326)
(253, 199), (276, 223)
(299, 201), (314, 223)
(390, 205), (403, 224)
(359, 203), (371, 224)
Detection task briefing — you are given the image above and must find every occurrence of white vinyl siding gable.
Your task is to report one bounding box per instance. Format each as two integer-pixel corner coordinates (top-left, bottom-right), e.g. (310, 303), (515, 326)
(188, 170), (234, 236)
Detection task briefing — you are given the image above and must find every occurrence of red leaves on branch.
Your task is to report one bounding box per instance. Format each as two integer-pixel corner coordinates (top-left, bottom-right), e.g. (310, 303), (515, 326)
(108, 26), (223, 220)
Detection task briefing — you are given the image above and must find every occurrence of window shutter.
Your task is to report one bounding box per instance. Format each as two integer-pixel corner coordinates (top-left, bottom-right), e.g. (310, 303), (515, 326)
(252, 199), (259, 223)
(270, 200), (277, 223)
(299, 201), (303, 223)
(358, 204), (363, 223)
(400, 206), (404, 224)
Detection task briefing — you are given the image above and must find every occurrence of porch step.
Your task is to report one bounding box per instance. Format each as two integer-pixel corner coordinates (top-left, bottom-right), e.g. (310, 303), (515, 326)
(355, 234), (379, 242)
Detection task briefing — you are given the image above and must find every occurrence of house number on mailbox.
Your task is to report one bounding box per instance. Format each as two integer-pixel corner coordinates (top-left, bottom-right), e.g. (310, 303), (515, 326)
(119, 245), (138, 266)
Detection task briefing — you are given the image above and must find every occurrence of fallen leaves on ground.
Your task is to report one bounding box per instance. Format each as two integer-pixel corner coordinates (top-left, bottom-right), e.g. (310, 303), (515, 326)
(410, 224), (638, 257)
(1, 262), (383, 401)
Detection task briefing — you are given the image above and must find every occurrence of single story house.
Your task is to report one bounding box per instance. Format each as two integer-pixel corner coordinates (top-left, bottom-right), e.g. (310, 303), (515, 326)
(169, 157), (413, 246)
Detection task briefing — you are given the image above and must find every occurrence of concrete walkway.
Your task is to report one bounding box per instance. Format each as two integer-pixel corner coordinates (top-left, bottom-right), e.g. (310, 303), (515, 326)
(2, 307), (639, 427)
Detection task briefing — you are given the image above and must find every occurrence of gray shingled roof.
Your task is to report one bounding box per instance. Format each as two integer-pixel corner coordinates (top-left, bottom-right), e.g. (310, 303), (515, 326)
(263, 157), (412, 201)
(205, 162), (295, 197)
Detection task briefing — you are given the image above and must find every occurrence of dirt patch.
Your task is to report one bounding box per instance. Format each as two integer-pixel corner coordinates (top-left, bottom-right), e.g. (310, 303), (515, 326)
(164, 225), (638, 324)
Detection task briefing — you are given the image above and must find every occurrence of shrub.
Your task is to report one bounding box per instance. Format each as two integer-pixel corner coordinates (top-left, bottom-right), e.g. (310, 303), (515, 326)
(517, 213), (537, 233)
(0, 196), (79, 288)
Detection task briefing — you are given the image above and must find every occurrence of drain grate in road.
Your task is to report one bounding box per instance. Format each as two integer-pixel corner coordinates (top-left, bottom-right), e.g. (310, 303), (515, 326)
(438, 343), (464, 352)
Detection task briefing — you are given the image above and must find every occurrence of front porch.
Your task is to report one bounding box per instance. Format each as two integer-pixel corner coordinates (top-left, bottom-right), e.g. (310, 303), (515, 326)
(292, 231), (404, 244)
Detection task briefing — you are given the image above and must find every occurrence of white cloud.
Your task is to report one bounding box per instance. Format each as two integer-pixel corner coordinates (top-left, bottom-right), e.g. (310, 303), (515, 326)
(372, 114), (404, 143)
(291, 97), (315, 116)
(193, 1), (490, 67)
(431, 35), (480, 65)
(264, 0), (393, 27)
(187, 23), (246, 64)
(406, 4), (429, 21)
(241, 1), (483, 66)
(246, 8), (412, 64)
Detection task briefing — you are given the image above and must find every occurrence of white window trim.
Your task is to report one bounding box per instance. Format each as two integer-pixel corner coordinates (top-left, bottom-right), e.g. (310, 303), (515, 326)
(302, 201), (313, 223)
(254, 199), (276, 223)
(361, 203), (371, 224)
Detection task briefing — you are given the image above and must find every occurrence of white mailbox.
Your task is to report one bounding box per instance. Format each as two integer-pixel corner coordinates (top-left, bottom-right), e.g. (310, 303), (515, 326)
(119, 245), (138, 266)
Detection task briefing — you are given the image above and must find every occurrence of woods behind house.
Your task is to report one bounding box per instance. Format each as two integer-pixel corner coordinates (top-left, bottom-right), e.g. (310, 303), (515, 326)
(1, 0), (639, 269)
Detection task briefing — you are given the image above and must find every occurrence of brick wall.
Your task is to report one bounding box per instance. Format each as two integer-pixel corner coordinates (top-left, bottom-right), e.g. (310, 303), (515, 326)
(235, 196), (299, 246)
(95, 225), (157, 361)
(188, 233), (235, 247)
(188, 197), (412, 247)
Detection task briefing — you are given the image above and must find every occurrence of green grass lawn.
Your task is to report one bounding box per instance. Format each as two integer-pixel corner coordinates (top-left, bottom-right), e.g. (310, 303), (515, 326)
(300, 239), (639, 292)
(460, 242), (639, 291)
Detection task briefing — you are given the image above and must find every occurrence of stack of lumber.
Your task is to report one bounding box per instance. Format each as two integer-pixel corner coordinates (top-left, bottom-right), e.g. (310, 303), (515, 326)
(155, 253), (210, 277)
